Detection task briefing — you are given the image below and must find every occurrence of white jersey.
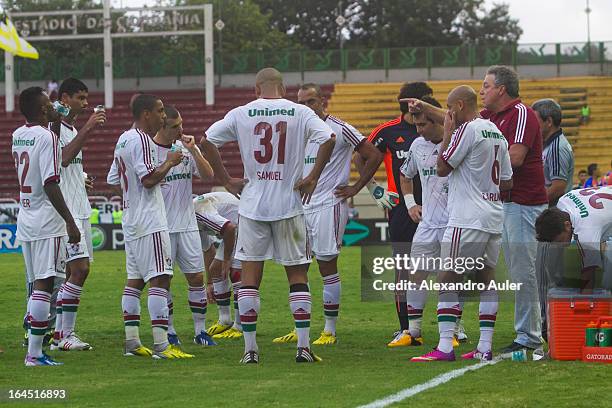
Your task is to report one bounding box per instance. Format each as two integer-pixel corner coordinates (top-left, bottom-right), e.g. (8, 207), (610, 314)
(58, 121), (92, 220)
(441, 118), (512, 234)
(303, 115), (364, 213)
(400, 136), (449, 229)
(194, 192), (239, 235)
(154, 140), (199, 233)
(107, 128), (168, 241)
(557, 186), (612, 269)
(12, 124), (65, 241)
(205, 98), (334, 221)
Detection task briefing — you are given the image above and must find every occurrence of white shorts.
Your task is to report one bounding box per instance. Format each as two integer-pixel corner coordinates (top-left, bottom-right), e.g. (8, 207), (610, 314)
(410, 226), (446, 272)
(66, 218), (93, 263)
(214, 241), (242, 269)
(199, 229), (213, 252)
(441, 227), (501, 269)
(170, 230), (204, 274)
(305, 202), (348, 262)
(235, 215), (311, 266)
(125, 231), (174, 282)
(22, 236), (67, 282)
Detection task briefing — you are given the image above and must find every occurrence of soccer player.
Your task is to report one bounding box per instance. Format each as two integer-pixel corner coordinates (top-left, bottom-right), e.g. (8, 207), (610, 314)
(355, 82), (430, 347)
(200, 67), (335, 364)
(411, 86), (512, 362)
(273, 83), (381, 345)
(107, 94), (193, 359)
(151, 105), (216, 346)
(194, 192), (243, 340)
(13, 87), (81, 366)
(48, 78), (106, 351)
(398, 96), (456, 348)
(536, 186), (612, 291)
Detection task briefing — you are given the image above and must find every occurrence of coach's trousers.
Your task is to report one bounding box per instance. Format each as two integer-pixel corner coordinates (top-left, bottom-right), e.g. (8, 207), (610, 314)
(502, 202), (547, 349)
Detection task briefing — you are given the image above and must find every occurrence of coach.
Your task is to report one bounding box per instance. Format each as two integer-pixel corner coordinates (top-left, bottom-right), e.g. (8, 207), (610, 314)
(480, 66), (548, 353)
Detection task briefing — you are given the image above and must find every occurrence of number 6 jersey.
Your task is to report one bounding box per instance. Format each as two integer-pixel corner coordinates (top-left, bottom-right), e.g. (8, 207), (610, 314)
(107, 128), (168, 241)
(205, 98), (334, 221)
(440, 118), (512, 234)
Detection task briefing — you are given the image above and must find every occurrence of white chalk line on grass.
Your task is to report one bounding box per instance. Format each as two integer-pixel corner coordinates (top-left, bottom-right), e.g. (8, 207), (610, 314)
(357, 359), (502, 408)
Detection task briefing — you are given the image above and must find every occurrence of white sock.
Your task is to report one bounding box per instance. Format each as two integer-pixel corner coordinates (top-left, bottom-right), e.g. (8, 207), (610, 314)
(213, 278), (232, 325)
(322, 273), (340, 335)
(122, 287), (141, 342)
(407, 288), (427, 338)
(148, 287), (169, 352)
(28, 290), (51, 358)
(54, 284), (64, 342)
(436, 291), (460, 353)
(167, 291), (176, 336)
(289, 290), (312, 349)
(61, 282), (82, 337)
(478, 290), (498, 353)
(188, 285), (207, 335)
(238, 287), (259, 353)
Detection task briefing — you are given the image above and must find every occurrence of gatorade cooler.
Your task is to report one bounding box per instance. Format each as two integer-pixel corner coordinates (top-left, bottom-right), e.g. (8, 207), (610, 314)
(548, 288), (612, 360)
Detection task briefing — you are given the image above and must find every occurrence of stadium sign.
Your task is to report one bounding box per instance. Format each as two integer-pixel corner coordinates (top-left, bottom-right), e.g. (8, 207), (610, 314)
(12, 10), (204, 37)
(4, 3), (214, 112)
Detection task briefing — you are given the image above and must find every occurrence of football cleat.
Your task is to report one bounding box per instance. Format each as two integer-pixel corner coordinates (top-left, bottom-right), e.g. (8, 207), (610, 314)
(462, 349), (493, 361)
(452, 336), (460, 348)
(296, 347), (322, 363)
(124, 344), (153, 357)
(213, 327), (243, 339)
(152, 345), (194, 359)
(388, 330), (423, 347)
(273, 329), (297, 344)
(25, 353), (63, 366)
(167, 333), (181, 346)
(206, 322), (232, 336)
(240, 350), (259, 364)
(58, 333), (93, 351)
(312, 331), (337, 345)
(194, 331), (217, 346)
(455, 321), (468, 343)
(411, 348), (456, 362)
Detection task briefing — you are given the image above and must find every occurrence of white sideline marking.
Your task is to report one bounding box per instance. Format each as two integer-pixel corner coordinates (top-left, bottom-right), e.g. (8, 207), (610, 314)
(357, 359), (502, 408)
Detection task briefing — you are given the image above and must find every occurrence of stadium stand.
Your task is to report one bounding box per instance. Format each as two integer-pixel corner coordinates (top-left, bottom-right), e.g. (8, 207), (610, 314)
(0, 86), (332, 198)
(327, 76), (612, 184)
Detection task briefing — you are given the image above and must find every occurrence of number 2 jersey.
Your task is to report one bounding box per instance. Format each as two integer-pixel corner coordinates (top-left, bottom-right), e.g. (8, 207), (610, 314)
(556, 186), (612, 269)
(12, 124), (65, 241)
(440, 118), (512, 234)
(107, 128), (168, 241)
(205, 98), (334, 221)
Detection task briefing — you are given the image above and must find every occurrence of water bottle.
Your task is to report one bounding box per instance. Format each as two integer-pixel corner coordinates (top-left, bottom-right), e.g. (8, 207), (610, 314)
(52, 101), (70, 117)
(511, 349), (527, 361)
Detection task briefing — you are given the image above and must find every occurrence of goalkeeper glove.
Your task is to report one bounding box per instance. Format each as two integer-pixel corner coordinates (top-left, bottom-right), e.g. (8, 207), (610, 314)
(366, 180), (399, 210)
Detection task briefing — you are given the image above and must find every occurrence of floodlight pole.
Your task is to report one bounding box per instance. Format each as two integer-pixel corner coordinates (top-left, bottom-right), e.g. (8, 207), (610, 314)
(204, 3), (214, 105)
(103, 0), (113, 108)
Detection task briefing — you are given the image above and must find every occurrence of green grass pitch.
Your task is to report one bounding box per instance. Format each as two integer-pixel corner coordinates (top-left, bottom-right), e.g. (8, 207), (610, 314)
(0, 248), (608, 407)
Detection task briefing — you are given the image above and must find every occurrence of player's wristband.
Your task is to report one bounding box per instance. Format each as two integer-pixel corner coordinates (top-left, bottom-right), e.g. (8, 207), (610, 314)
(404, 194), (417, 209)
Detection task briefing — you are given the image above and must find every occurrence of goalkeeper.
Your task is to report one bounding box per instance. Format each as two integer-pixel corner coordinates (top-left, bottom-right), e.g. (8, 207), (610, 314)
(353, 82), (432, 347)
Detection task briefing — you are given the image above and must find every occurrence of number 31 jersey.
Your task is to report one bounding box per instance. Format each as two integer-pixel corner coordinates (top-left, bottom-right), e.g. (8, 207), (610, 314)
(205, 98), (334, 221)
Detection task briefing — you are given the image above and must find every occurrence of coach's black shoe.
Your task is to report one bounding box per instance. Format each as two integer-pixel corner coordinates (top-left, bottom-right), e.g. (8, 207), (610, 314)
(240, 351), (259, 364)
(500, 341), (535, 354)
(296, 347), (322, 363)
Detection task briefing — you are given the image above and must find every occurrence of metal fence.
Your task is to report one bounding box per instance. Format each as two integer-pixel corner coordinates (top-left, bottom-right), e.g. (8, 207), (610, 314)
(5, 41), (610, 83)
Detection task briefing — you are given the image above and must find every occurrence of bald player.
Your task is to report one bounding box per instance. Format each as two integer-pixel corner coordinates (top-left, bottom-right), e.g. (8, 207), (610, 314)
(200, 68), (335, 364)
(411, 86), (513, 362)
